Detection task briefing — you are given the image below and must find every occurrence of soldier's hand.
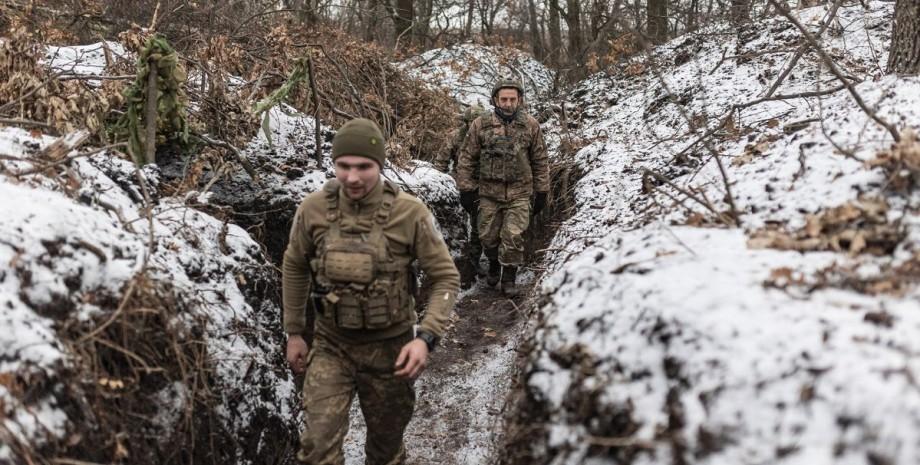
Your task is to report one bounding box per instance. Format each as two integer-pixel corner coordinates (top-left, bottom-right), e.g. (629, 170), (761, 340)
(533, 192), (548, 215)
(459, 190), (478, 213)
(394, 339), (429, 379)
(286, 335), (310, 374)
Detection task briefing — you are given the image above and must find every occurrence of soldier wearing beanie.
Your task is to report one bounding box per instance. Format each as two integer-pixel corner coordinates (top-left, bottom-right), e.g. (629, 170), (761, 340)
(282, 118), (460, 464)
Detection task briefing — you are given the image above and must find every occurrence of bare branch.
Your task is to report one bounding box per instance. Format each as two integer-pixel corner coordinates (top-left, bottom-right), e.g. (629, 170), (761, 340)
(768, 0), (900, 142)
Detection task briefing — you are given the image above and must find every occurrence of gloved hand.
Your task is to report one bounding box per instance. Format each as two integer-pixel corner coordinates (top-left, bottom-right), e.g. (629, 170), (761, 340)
(459, 190), (478, 213)
(533, 192), (548, 215)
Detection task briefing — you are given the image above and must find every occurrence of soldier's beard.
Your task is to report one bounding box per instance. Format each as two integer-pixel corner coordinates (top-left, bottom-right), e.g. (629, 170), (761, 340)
(495, 106), (518, 123)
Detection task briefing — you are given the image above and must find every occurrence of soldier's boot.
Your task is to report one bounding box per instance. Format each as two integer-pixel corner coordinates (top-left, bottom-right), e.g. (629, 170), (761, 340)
(500, 265), (519, 297)
(486, 259), (501, 287)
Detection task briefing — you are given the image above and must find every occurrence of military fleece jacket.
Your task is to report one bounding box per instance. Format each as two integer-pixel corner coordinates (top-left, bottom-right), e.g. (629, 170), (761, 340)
(282, 179), (460, 343)
(456, 110), (550, 201)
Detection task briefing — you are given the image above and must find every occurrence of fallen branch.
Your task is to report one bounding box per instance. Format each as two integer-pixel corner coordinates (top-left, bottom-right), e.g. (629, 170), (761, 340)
(621, 23), (741, 224)
(764, 0), (844, 98)
(195, 133), (260, 183)
(768, 0), (900, 142)
(643, 169), (736, 226)
(0, 117), (57, 132)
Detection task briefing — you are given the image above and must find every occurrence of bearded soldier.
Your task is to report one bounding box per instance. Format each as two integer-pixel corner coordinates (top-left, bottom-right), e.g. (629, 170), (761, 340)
(283, 118), (460, 464)
(456, 78), (549, 296)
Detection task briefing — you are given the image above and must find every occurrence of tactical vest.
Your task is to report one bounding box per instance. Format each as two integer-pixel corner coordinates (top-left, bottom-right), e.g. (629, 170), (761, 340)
(311, 180), (412, 331)
(478, 117), (532, 183)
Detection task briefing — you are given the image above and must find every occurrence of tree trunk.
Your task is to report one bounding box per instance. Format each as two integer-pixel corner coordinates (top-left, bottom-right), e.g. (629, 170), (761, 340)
(647, 0), (667, 43)
(392, 0), (414, 45)
(528, 0), (545, 60)
(730, 0), (750, 25)
(687, 0), (699, 32)
(417, 0), (433, 47)
(464, 0), (474, 39)
(564, 0), (583, 63)
(365, 0), (379, 42)
(888, 0), (920, 74)
(548, 0), (563, 65)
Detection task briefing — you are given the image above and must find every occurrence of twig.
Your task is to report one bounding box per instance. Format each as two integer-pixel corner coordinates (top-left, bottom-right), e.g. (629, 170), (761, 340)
(0, 118), (57, 132)
(57, 74), (135, 81)
(764, 0), (844, 98)
(305, 54), (323, 164)
(768, 0), (900, 142)
(643, 169), (735, 225)
(13, 143), (127, 176)
(195, 133), (260, 183)
(584, 434), (655, 449)
(144, 56), (159, 164)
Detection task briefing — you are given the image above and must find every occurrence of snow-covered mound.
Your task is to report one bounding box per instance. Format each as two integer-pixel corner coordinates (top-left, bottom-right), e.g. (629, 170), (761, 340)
(0, 127), (297, 463)
(514, 2), (920, 464)
(199, 104), (467, 263)
(400, 43), (554, 107)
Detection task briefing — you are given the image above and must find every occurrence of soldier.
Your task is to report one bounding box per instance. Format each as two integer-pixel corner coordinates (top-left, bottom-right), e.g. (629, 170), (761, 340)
(434, 103), (488, 274)
(456, 78), (549, 296)
(283, 118), (460, 465)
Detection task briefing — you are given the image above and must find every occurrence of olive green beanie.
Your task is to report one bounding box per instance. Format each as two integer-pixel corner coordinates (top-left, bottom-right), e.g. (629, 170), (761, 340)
(331, 118), (386, 167)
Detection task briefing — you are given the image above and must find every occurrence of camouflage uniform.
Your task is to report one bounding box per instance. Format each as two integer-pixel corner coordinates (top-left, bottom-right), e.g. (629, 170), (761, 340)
(433, 104), (487, 173)
(283, 174), (460, 462)
(456, 110), (549, 268)
(435, 105), (488, 268)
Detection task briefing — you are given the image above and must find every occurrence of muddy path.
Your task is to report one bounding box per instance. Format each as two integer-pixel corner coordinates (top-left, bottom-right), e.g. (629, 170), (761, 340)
(341, 267), (534, 465)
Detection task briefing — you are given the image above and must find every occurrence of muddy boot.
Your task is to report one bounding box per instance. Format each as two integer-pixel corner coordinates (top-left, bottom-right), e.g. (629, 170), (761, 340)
(486, 259), (501, 287)
(458, 256), (476, 289)
(500, 265), (519, 297)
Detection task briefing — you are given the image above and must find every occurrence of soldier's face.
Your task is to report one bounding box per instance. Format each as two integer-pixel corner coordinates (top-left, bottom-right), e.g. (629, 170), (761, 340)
(335, 155), (380, 200)
(494, 89), (520, 115)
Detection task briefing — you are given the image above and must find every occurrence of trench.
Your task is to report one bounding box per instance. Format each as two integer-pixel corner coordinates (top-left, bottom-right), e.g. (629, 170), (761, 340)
(154, 108), (582, 464)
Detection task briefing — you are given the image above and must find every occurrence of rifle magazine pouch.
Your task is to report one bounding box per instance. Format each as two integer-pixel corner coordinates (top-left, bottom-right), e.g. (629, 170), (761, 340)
(364, 279), (400, 329)
(333, 293), (364, 329)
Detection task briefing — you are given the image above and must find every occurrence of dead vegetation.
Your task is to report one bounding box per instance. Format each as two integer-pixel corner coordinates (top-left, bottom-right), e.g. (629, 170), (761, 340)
(868, 128), (920, 192)
(748, 197), (903, 256)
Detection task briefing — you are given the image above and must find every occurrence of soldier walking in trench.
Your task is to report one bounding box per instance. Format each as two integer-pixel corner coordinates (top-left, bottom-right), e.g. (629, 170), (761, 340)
(283, 118), (460, 464)
(434, 103), (489, 279)
(456, 78), (549, 297)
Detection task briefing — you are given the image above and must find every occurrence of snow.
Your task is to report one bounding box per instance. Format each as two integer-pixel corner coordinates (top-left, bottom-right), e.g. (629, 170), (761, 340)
(521, 1), (920, 463)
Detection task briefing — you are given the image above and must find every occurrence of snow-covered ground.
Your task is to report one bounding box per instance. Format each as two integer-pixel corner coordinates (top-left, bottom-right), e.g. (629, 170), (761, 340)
(0, 126), (297, 463)
(517, 2), (920, 464)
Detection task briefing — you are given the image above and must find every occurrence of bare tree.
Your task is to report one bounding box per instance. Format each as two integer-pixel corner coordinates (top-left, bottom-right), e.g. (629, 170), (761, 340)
(731, 0), (750, 25)
(390, 0), (415, 44)
(647, 0), (667, 43)
(527, 0), (545, 60)
(547, 0), (563, 65)
(888, 0), (920, 74)
(563, 0), (583, 64)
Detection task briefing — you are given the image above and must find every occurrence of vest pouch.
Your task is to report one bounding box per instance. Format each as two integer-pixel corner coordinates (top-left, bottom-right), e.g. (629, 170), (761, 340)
(481, 136), (514, 182)
(323, 241), (376, 284)
(363, 278), (403, 330)
(332, 293), (364, 329)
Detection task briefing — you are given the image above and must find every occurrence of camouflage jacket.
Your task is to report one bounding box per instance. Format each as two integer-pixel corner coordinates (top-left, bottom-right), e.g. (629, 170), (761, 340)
(282, 179), (460, 343)
(433, 127), (465, 173)
(455, 110), (549, 201)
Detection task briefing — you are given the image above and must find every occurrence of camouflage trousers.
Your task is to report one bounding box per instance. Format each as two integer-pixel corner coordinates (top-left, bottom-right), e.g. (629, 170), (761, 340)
(466, 205), (482, 262)
(298, 331), (416, 465)
(478, 196), (531, 266)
